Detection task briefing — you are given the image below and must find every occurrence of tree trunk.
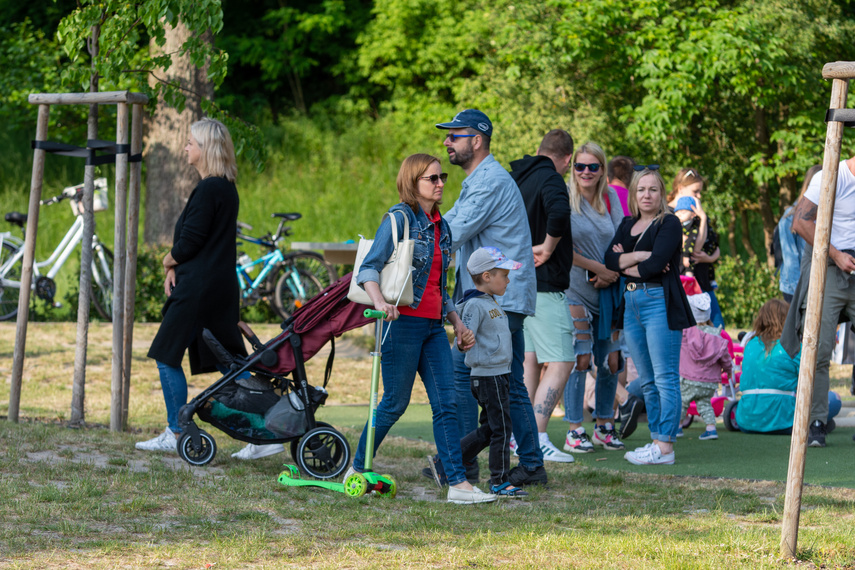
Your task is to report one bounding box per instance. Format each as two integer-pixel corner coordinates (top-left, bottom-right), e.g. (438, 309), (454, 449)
(754, 106), (778, 268)
(740, 210), (757, 258)
(143, 21), (213, 245)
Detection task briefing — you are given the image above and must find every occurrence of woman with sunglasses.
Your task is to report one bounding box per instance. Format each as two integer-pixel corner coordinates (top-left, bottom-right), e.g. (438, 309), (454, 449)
(562, 142), (626, 454)
(605, 167), (694, 465)
(348, 153), (496, 504)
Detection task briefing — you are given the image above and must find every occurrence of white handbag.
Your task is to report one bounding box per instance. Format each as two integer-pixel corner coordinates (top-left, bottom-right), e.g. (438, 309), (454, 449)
(347, 210), (414, 306)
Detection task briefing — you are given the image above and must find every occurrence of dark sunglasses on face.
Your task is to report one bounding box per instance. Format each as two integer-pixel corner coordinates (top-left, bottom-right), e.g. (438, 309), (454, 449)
(419, 173), (449, 184)
(633, 164), (660, 171)
(574, 163), (601, 173)
(445, 133), (477, 143)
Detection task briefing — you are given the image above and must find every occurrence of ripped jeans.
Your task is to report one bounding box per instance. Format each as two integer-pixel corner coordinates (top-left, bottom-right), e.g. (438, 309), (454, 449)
(564, 303), (623, 424)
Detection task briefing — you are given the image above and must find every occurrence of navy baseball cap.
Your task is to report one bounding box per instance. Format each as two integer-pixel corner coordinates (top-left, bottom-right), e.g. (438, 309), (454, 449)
(436, 109), (493, 137)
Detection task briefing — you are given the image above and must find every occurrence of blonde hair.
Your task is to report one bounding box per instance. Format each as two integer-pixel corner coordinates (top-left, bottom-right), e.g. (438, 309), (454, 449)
(396, 153), (442, 214)
(752, 299), (789, 354)
(668, 167), (705, 203)
(190, 118), (237, 182)
(628, 168), (669, 221)
(568, 142), (609, 215)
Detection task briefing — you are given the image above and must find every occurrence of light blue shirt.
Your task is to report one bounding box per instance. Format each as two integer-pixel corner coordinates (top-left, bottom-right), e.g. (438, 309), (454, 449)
(445, 154), (536, 316)
(777, 206), (805, 297)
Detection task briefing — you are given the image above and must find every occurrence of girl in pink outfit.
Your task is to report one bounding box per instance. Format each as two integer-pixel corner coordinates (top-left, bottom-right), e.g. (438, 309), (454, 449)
(678, 293), (733, 440)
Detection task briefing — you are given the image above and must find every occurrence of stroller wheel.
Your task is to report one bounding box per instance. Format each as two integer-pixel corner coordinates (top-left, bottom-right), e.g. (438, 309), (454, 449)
(290, 421), (333, 461)
(723, 401), (740, 432)
(177, 430), (217, 466)
(295, 426), (351, 480)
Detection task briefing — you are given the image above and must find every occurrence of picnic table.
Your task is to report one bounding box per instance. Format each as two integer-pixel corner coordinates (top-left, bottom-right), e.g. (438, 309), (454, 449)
(291, 241), (359, 265)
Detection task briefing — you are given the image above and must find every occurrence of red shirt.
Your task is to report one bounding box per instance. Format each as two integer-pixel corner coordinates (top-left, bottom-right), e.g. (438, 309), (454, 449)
(399, 208), (443, 319)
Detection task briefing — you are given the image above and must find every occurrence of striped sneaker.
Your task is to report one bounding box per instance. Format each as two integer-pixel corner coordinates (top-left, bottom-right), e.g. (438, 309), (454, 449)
(593, 423), (626, 450)
(538, 432), (575, 463)
(563, 427), (595, 453)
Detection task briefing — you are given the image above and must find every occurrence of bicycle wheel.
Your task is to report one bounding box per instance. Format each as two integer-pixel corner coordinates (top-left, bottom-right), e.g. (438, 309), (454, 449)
(89, 244), (114, 321)
(288, 251), (337, 290)
(0, 242), (22, 321)
(273, 267), (322, 320)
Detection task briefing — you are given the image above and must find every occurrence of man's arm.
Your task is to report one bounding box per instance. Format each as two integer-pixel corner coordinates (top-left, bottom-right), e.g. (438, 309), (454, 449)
(446, 185), (497, 250)
(792, 197), (855, 273)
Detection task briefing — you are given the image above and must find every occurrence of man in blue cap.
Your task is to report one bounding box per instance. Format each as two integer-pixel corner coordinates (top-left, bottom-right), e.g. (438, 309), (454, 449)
(433, 109), (545, 487)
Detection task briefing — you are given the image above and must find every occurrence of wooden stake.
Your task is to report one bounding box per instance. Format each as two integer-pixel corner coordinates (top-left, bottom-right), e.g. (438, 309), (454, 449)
(8, 104), (50, 423)
(780, 76), (849, 559)
(110, 103), (129, 432)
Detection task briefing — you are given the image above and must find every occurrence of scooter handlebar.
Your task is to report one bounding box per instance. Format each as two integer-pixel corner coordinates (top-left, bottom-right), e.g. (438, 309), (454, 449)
(363, 309), (386, 319)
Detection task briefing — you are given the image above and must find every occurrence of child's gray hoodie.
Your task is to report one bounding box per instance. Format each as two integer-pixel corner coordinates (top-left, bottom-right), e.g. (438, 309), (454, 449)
(458, 289), (512, 376)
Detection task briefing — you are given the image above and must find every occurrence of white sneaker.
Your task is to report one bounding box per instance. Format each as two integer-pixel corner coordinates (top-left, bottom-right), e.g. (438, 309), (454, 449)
(447, 486), (498, 504)
(231, 443), (285, 460)
(343, 465), (360, 481)
(135, 428), (178, 452)
(624, 443), (675, 465)
(538, 432), (575, 463)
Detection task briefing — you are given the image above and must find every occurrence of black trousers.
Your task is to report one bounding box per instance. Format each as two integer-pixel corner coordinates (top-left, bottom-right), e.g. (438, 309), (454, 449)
(460, 373), (512, 486)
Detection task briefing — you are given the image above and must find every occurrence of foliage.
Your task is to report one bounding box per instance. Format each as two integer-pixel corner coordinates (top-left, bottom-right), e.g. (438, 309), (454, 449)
(715, 254), (780, 328)
(134, 244), (171, 322)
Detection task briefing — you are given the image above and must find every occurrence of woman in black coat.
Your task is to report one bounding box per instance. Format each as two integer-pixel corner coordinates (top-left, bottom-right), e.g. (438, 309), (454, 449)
(137, 118), (247, 453)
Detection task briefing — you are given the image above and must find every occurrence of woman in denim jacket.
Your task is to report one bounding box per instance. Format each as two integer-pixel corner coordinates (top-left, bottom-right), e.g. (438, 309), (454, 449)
(349, 153), (495, 504)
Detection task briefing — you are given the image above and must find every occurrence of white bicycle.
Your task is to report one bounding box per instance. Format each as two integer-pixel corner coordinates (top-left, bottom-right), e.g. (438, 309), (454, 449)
(0, 178), (114, 321)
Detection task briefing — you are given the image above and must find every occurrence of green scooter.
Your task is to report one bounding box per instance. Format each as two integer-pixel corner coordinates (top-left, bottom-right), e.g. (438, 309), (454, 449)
(277, 309), (397, 498)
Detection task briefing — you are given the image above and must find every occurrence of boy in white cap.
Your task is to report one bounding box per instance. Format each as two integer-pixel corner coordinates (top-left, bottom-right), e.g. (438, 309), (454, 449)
(677, 292), (733, 440)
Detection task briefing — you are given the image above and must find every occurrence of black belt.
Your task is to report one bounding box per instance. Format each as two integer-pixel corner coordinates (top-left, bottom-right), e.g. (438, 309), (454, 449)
(625, 282), (662, 292)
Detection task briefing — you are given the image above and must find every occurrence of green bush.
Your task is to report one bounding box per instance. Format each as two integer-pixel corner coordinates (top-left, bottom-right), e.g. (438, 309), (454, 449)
(134, 244), (171, 322)
(715, 255), (780, 329)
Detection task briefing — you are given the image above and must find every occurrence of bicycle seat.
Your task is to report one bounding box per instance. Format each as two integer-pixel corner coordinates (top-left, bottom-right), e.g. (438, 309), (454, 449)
(4, 212), (27, 227)
(272, 213), (301, 221)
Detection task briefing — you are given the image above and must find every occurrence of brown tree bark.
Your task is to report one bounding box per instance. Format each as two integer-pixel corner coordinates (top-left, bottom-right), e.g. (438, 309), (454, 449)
(143, 21), (213, 245)
(727, 210), (737, 258)
(753, 105), (778, 267)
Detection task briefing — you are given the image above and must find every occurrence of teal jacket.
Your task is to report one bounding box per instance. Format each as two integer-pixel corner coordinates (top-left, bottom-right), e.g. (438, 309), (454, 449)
(735, 337), (800, 433)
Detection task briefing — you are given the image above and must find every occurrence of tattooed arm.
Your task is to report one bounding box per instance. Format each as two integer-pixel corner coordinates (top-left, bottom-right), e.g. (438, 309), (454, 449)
(792, 197), (855, 273)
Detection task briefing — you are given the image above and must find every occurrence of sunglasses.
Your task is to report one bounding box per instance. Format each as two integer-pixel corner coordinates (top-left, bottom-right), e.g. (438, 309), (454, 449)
(574, 163), (601, 173)
(445, 133), (477, 142)
(633, 164), (660, 171)
(419, 173), (449, 185)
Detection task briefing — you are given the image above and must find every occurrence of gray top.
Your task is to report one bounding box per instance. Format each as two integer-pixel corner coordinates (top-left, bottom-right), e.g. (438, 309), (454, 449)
(458, 291), (512, 376)
(564, 187), (624, 314)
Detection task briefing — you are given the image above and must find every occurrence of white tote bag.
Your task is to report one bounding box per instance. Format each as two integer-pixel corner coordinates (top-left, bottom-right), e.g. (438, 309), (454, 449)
(347, 211), (414, 306)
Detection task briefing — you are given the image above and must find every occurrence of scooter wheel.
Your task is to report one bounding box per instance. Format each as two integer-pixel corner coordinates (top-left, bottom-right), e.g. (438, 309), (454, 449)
(177, 430), (217, 466)
(295, 425), (351, 480)
(379, 474), (397, 499)
(723, 400), (740, 432)
(278, 465), (301, 483)
(344, 473), (368, 498)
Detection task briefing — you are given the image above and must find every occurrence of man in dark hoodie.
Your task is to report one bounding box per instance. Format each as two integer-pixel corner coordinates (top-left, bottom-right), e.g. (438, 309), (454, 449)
(509, 129), (576, 462)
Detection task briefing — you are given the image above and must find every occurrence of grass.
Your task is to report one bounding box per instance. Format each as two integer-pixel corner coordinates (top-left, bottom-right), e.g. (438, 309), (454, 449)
(2, 323), (855, 568)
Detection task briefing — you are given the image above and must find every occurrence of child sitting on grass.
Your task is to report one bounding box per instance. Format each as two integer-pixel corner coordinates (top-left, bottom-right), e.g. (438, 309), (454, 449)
(678, 292), (733, 440)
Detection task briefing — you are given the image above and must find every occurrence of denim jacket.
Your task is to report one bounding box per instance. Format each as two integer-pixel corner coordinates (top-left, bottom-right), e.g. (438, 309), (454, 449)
(356, 202), (456, 319)
(777, 207), (805, 297)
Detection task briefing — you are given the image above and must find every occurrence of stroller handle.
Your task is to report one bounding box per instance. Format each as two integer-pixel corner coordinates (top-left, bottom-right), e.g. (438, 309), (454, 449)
(363, 309), (386, 319)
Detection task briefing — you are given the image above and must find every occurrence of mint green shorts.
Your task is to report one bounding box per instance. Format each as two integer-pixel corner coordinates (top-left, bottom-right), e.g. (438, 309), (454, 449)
(523, 291), (575, 363)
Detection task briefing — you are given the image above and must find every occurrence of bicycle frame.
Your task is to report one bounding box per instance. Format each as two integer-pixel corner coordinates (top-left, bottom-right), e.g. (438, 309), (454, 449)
(237, 248), (284, 299)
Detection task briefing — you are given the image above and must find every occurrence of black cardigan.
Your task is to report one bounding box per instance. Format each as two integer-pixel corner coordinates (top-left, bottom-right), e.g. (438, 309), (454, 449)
(604, 214), (695, 331)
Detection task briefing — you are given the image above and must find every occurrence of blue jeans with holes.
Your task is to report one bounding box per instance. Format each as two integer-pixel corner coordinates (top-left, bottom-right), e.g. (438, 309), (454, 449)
(156, 361), (187, 434)
(454, 312), (543, 469)
(564, 306), (623, 424)
(353, 315), (467, 485)
(622, 287), (683, 443)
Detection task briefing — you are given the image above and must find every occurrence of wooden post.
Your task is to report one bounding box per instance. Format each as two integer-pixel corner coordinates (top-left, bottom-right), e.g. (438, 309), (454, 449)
(110, 103), (129, 431)
(8, 104), (50, 422)
(780, 73), (849, 559)
(121, 103), (143, 430)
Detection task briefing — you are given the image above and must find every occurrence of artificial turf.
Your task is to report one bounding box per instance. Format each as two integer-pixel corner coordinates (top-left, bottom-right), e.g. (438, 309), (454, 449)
(318, 403), (855, 489)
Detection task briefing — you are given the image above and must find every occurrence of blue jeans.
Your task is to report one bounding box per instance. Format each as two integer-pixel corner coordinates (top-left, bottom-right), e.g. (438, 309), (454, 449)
(709, 289), (725, 329)
(564, 307), (622, 423)
(622, 287), (682, 443)
(156, 361), (187, 434)
(454, 312), (543, 469)
(353, 315), (467, 485)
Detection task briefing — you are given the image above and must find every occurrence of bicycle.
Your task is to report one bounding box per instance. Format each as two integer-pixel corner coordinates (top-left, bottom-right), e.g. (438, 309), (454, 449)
(0, 178), (114, 322)
(236, 212), (338, 320)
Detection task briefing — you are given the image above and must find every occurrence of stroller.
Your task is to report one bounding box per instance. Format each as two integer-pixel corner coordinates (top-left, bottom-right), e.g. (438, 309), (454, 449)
(175, 273), (371, 478)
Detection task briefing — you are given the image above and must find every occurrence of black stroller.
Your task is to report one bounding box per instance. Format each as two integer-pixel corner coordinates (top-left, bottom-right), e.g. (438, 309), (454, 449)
(176, 273), (371, 479)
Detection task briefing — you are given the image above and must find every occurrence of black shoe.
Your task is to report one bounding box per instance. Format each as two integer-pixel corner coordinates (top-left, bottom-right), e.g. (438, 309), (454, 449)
(808, 420), (827, 448)
(618, 395), (642, 439)
(508, 464), (548, 487)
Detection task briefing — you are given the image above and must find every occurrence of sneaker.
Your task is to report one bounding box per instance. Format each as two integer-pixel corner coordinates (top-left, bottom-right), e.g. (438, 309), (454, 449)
(624, 443), (675, 465)
(808, 420), (827, 448)
(698, 429), (718, 440)
(508, 464), (548, 487)
(421, 455), (447, 488)
(135, 428), (178, 452)
(539, 432), (575, 462)
(617, 395), (643, 439)
(231, 443), (285, 460)
(563, 427), (594, 453)
(593, 423), (625, 450)
(675, 428), (684, 438)
(509, 435), (518, 457)
(447, 485), (498, 504)
(343, 465), (362, 481)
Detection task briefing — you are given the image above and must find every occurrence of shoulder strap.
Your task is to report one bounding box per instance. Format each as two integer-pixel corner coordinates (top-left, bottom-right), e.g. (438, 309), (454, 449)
(604, 193), (611, 213)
